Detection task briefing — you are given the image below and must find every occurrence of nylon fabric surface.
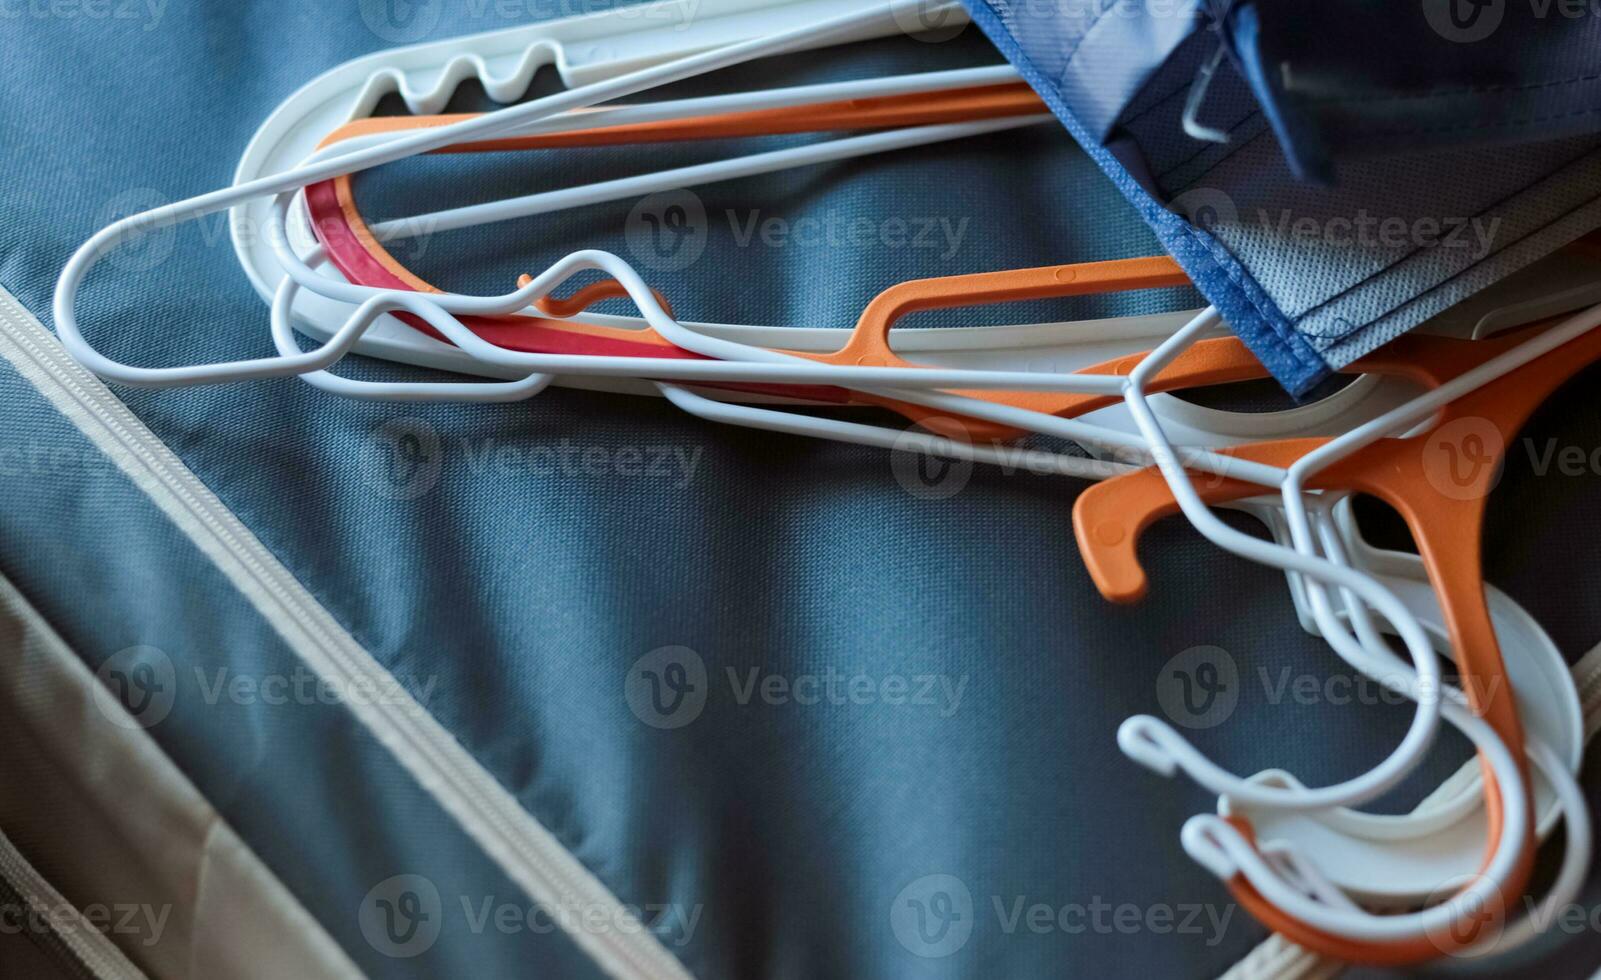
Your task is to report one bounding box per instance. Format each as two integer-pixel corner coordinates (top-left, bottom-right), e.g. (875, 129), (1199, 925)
(0, 374), (612, 980)
(2, 2), (1601, 978)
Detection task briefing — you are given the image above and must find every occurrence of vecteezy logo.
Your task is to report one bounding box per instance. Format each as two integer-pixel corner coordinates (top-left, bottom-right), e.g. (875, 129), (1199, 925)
(1422, 0), (1505, 42)
(93, 645), (177, 730)
(890, 426), (973, 500)
(625, 190), (708, 272)
(1155, 645), (1239, 729)
(890, 874), (974, 958)
(1167, 187), (1240, 235)
(359, 0), (444, 44)
(98, 189), (175, 273)
(625, 646), (708, 729)
(1422, 873), (1504, 957)
(890, 0), (967, 42)
(360, 875), (443, 959)
(1422, 416), (1505, 502)
(361, 417), (444, 501)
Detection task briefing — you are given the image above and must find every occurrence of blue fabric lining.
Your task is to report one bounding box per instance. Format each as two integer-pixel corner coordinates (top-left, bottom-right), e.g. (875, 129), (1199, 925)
(4, 3), (1601, 977)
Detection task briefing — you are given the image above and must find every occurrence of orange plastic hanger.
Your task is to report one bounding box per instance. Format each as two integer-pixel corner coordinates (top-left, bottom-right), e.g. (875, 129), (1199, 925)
(1070, 316), (1601, 962)
(304, 92), (1288, 440)
(303, 78), (1050, 386)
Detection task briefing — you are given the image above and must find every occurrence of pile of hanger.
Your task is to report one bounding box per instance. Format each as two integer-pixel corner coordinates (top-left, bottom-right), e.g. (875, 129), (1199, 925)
(54, 0), (1601, 966)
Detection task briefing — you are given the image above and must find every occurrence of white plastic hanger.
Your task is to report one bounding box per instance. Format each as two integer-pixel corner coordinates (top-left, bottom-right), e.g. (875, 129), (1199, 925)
(1116, 303), (1601, 949)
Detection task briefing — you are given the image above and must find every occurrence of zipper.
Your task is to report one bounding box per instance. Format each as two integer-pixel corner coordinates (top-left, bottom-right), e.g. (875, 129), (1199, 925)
(0, 284), (692, 980)
(0, 830), (148, 980)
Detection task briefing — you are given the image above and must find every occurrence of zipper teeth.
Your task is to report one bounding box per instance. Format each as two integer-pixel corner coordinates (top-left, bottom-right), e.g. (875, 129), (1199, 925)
(0, 287), (690, 980)
(0, 830), (147, 980)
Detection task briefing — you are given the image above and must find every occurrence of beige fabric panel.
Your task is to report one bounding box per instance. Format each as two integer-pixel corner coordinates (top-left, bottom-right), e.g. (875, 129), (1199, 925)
(0, 572), (364, 980)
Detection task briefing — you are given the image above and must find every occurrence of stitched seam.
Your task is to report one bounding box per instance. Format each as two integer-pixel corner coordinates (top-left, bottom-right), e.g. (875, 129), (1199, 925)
(1124, 74), (1203, 128)
(1156, 109), (1267, 184)
(1293, 141), (1601, 326)
(1188, 220), (1289, 340)
(1321, 181), (1601, 355)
